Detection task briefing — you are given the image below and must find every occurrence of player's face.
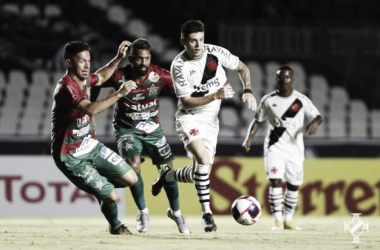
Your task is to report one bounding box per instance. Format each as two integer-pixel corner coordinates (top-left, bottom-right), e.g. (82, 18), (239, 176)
(182, 32), (204, 60)
(276, 69), (293, 91)
(67, 51), (90, 81)
(130, 49), (151, 76)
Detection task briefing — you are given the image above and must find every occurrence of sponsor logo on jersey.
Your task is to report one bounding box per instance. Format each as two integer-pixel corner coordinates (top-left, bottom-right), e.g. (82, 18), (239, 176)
(155, 136), (167, 147)
(193, 78), (221, 93)
(132, 93), (145, 101)
(148, 84), (158, 95)
(126, 110), (159, 120)
(67, 85), (77, 99)
(73, 124), (91, 137)
(124, 99), (157, 111)
(99, 146), (112, 159)
(77, 115), (89, 128)
(204, 45), (231, 60)
(173, 59), (186, 87)
(149, 72), (160, 82)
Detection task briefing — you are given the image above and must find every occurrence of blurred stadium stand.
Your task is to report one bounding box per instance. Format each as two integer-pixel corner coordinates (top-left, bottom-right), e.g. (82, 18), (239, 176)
(1, 0), (380, 157)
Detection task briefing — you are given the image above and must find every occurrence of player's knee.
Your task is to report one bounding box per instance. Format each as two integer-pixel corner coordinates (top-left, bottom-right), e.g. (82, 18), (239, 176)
(104, 190), (119, 205)
(126, 157), (141, 172)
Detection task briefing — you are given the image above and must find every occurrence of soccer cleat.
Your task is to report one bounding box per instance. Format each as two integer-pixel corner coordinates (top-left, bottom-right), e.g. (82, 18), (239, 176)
(271, 221), (284, 231)
(109, 224), (132, 235)
(167, 208), (191, 234)
(284, 221), (302, 230)
(136, 212), (150, 233)
(202, 213), (217, 232)
(151, 165), (170, 196)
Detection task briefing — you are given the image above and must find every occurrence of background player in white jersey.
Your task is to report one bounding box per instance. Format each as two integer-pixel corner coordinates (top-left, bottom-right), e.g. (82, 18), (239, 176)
(152, 20), (257, 232)
(242, 65), (322, 230)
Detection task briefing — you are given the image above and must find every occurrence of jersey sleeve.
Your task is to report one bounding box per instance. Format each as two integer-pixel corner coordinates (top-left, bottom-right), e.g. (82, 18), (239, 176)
(160, 67), (174, 89)
(302, 95), (321, 120)
(170, 58), (192, 97)
(204, 44), (239, 70)
(88, 73), (99, 88)
(101, 67), (125, 88)
(254, 96), (268, 122)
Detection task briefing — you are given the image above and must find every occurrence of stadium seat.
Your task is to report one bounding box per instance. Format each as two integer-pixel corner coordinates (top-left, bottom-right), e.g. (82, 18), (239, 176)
(159, 97), (177, 136)
(2, 3), (19, 14)
(146, 34), (167, 55)
(348, 100), (368, 138)
(239, 107), (267, 138)
(309, 74), (329, 110)
(88, 0), (109, 9)
(93, 88), (114, 136)
(246, 61), (264, 99)
(327, 87), (349, 137)
(219, 105), (240, 137)
(264, 61), (280, 93)
(225, 70), (243, 104)
(0, 70), (6, 108)
(370, 110), (380, 138)
(160, 48), (181, 63)
(286, 61), (307, 94)
(107, 5), (130, 25)
(125, 18), (149, 38)
(21, 4), (40, 18)
(44, 4), (62, 18)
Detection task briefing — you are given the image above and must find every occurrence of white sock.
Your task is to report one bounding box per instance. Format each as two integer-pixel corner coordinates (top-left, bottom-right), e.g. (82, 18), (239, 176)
(284, 189), (299, 222)
(269, 187), (284, 222)
(139, 207), (149, 214)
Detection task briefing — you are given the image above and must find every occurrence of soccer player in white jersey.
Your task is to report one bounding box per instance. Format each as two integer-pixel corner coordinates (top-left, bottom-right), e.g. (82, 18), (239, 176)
(242, 65), (322, 230)
(151, 20), (257, 232)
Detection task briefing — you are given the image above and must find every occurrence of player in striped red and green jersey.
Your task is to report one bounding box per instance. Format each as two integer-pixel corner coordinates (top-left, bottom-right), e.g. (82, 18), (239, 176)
(51, 40), (138, 235)
(92, 38), (190, 234)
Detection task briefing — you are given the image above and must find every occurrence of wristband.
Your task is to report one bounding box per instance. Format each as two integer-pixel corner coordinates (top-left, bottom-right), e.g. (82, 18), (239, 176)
(243, 89), (252, 94)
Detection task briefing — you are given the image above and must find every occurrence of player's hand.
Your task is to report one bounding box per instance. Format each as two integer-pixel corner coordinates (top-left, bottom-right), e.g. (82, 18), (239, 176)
(116, 41), (132, 60)
(306, 121), (319, 135)
(242, 93), (257, 111)
(216, 83), (235, 100)
(242, 139), (251, 153)
(118, 80), (137, 96)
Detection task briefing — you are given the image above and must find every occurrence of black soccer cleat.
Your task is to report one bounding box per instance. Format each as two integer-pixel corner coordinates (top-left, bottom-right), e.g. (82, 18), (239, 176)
(202, 213), (217, 232)
(151, 165), (170, 196)
(109, 224), (132, 235)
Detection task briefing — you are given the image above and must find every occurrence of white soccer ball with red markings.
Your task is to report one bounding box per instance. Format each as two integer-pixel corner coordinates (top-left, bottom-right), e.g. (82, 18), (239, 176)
(231, 195), (262, 225)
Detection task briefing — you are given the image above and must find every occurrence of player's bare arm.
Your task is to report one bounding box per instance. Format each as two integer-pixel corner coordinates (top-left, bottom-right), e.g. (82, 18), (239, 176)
(180, 83), (235, 110)
(235, 61), (257, 111)
(306, 115), (323, 136)
(95, 41), (132, 85)
(242, 120), (262, 152)
(78, 80), (137, 116)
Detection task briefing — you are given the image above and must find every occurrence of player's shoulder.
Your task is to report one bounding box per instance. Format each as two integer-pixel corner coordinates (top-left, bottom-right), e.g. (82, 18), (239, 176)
(261, 90), (279, 102)
(293, 90), (312, 102)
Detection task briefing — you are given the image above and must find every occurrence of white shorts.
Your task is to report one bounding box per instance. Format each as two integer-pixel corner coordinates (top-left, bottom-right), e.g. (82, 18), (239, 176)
(264, 151), (304, 186)
(175, 114), (219, 164)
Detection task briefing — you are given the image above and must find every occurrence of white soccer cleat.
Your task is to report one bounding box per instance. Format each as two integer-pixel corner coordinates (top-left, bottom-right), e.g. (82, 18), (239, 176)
(167, 208), (191, 234)
(284, 221), (301, 230)
(271, 220), (284, 231)
(136, 212), (149, 233)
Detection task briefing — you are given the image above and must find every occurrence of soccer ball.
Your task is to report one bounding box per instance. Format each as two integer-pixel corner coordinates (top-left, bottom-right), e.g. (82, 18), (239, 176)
(231, 195), (262, 225)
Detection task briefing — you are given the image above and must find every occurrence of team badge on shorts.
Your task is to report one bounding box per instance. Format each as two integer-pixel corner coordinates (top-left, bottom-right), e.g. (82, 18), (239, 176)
(95, 180), (104, 190)
(125, 143), (133, 151)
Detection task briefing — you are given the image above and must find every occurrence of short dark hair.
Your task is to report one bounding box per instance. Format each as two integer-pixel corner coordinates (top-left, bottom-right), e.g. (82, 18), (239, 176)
(277, 65), (293, 74)
(130, 38), (151, 56)
(64, 41), (90, 60)
(181, 20), (205, 38)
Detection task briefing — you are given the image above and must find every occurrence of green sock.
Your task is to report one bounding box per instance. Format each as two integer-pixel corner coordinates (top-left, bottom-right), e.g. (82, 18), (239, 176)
(164, 180), (180, 211)
(130, 172), (146, 210)
(100, 203), (121, 229)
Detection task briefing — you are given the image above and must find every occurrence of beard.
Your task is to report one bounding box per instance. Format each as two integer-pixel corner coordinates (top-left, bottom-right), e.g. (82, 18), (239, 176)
(136, 66), (148, 76)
